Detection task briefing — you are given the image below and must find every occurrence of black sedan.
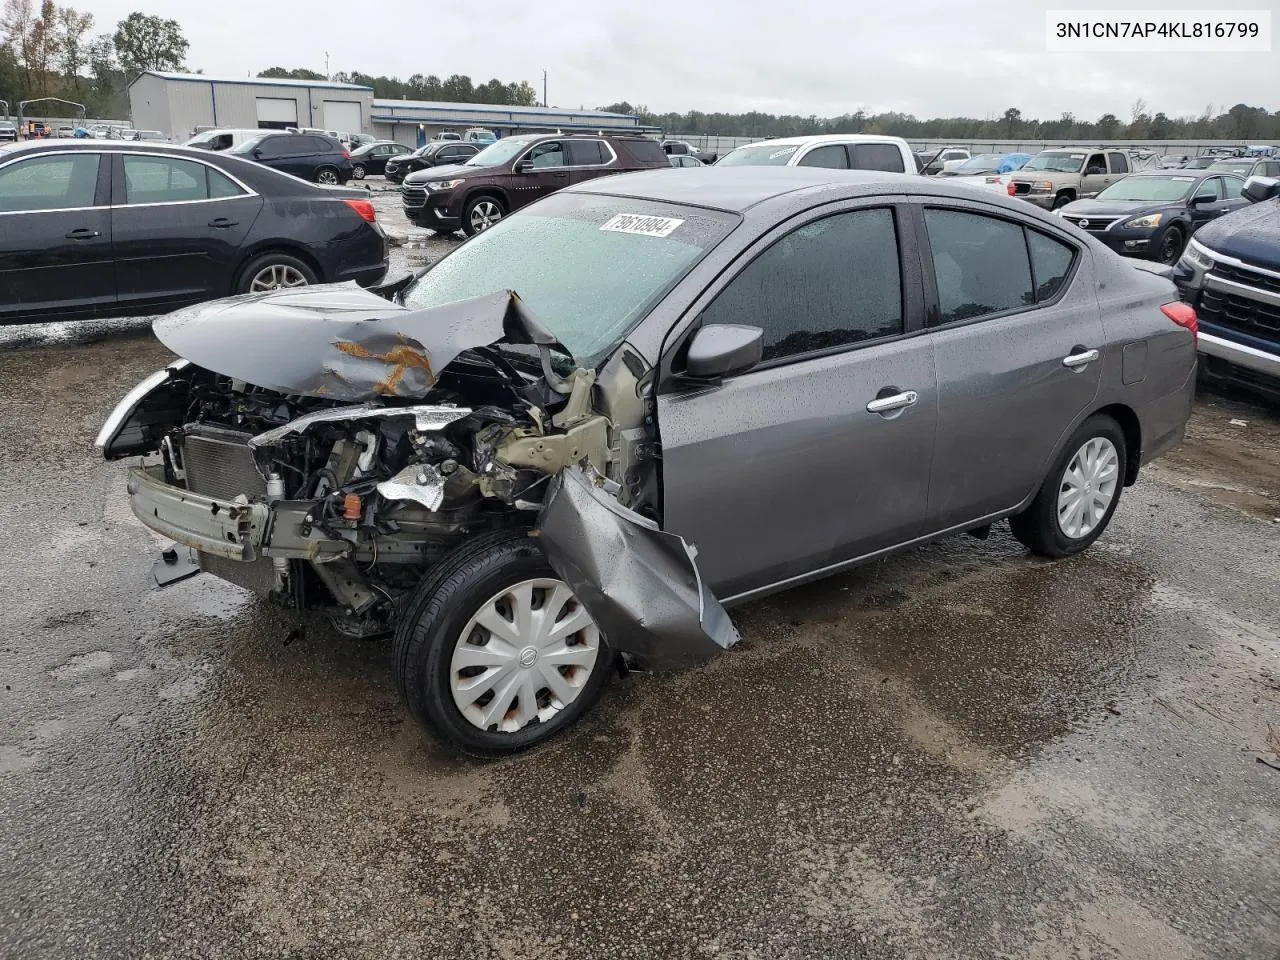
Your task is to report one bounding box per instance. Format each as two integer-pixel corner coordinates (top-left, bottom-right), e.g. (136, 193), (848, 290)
(1056, 170), (1250, 264)
(384, 140), (480, 184)
(0, 140), (388, 325)
(349, 140), (412, 180)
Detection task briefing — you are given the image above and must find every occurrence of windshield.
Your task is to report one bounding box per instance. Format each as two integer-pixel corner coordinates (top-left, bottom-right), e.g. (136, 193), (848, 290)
(1022, 152), (1085, 173)
(400, 194), (739, 365)
(1183, 157), (1215, 168)
(716, 143), (799, 166)
(952, 153), (1005, 173)
(465, 138), (532, 168)
(1096, 176), (1195, 202)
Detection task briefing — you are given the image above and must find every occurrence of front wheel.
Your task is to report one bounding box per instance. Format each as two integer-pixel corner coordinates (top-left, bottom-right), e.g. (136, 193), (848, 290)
(1051, 192), (1074, 210)
(351, 163), (366, 180)
(462, 195), (505, 236)
(1009, 414), (1126, 558)
(1156, 225), (1185, 264)
(393, 529), (612, 757)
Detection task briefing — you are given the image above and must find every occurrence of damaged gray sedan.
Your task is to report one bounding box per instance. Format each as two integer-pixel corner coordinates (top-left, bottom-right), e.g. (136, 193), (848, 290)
(98, 168), (1197, 756)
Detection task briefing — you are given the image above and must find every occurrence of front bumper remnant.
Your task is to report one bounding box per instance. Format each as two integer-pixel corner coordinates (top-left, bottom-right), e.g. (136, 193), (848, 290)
(127, 465), (269, 561)
(535, 465), (740, 670)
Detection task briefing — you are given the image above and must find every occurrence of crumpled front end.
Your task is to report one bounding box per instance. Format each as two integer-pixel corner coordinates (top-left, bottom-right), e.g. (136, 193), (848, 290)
(99, 287), (736, 666)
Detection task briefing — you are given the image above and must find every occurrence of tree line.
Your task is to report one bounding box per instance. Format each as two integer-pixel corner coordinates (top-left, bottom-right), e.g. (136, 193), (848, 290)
(598, 100), (1280, 143)
(0, 2), (185, 118)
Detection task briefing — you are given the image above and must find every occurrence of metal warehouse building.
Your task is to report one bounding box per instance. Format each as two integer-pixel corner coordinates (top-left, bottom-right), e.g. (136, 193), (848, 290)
(370, 100), (661, 146)
(128, 71), (375, 141)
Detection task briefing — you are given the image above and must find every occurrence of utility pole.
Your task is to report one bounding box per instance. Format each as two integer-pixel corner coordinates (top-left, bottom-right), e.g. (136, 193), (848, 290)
(542, 70), (547, 108)
(325, 52), (331, 80)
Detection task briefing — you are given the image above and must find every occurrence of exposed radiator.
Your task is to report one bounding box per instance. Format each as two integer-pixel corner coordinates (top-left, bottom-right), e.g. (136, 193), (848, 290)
(183, 425), (278, 597)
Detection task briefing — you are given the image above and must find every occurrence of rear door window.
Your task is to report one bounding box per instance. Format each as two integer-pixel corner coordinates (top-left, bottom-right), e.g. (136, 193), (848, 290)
(700, 207), (904, 363)
(923, 209), (1035, 323)
(1223, 177), (1245, 199)
(850, 142), (905, 173)
(123, 155), (211, 204)
(567, 140), (607, 166)
(797, 144), (849, 169)
(1025, 229), (1075, 302)
(0, 153), (101, 211)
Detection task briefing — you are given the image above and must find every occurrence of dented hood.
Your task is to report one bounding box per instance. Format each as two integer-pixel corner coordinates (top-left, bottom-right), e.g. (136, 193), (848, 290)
(153, 286), (567, 401)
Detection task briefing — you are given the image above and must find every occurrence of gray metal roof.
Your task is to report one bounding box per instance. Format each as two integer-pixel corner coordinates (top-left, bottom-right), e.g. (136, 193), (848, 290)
(135, 71), (373, 92)
(371, 99), (637, 120)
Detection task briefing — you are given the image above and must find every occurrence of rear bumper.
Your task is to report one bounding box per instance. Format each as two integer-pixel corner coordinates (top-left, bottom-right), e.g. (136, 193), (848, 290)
(127, 465), (268, 560)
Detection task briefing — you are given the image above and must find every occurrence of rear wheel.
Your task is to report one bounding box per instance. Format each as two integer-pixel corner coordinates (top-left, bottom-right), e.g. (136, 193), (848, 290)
(351, 163), (366, 180)
(315, 166), (340, 185)
(235, 252), (317, 294)
(1009, 414), (1126, 558)
(462, 195), (505, 236)
(393, 529), (612, 757)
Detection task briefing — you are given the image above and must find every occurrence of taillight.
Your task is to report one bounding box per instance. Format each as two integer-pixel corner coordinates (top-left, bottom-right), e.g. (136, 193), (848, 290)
(344, 198), (376, 223)
(342, 150), (350, 159)
(1007, 182), (1016, 196)
(1161, 301), (1197, 343)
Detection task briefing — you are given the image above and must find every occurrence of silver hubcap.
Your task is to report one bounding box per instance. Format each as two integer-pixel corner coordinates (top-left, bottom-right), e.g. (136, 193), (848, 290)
(450, 578), (600, 734)
(1057, 437), (1120, 539)
(318, 170), (338, 184)
(249, 264), (309, 292)
(352, 165), (364, 179)
(470, 200), (502, 231)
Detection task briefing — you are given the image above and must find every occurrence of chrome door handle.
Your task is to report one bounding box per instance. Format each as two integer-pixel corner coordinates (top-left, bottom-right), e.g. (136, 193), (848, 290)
(1062, 349), (1099, 368)
(866, 390), (919, 414)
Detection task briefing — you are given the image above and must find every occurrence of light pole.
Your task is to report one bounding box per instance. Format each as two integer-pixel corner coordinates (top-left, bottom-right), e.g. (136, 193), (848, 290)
(542, 70), (547, 108)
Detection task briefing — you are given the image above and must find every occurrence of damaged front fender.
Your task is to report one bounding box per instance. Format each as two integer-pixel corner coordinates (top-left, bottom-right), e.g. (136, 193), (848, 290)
(535, 466), (739, 670)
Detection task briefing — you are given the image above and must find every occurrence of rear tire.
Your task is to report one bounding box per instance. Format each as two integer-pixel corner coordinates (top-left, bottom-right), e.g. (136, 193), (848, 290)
(351, 163), (366, 180)
(393, 529), (613, 758)
(235, 252), (317, 294)
(1009, 414), (1127, 558)
(315, 166), (340, 185)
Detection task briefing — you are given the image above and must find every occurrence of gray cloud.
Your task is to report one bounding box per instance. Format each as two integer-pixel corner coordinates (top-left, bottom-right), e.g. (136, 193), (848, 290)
(88, 0), (1276, 120)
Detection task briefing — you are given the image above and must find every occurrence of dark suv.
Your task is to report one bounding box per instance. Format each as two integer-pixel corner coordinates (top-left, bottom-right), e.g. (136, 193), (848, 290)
(230, 132), (354, 185)
(402, 133), (669, 235)
(385, 140), (480, 184)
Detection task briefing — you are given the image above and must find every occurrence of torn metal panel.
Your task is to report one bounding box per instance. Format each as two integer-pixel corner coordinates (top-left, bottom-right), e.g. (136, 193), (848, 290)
(535, 466), (739, 669)
(376, 463), (447, 512)
(153, 288), (568, 402)
(249, 404), (471, 449)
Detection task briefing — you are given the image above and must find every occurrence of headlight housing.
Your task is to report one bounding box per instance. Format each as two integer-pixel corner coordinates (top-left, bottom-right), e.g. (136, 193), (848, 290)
(1037, 179), (1055, 191)
(425, 179), (464, 191)
(1183, 241), (1215, 270)
(1123, 213), (1164, 229)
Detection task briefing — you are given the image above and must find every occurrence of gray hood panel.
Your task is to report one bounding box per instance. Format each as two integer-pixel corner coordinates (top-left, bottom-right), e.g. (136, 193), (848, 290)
(153, 286), (566, 402)
(535, 466), (739, 669)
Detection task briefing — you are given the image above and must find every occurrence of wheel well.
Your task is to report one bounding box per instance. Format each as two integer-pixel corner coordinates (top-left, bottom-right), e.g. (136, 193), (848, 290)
(1094, 403), (1142, 485)
(235, 244), (325, 287)
(462, 188), (507, 212)
(1056, 188), (1076, 200)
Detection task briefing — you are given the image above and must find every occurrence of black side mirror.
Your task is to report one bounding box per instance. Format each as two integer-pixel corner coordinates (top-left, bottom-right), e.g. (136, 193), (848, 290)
(1189, 194), (1213, 206)
(1243, 175), (1280, 203)
(252, 148), (263, 159)
(685, 324), (763, 379)
(515, 160), (534, 174)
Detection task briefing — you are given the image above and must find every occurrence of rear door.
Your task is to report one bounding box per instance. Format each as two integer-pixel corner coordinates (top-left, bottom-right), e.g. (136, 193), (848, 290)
(1218, 176), (1252, 217)
(657, 202), (937, 599)
(0, 150), (114, 323)
(915, 201), (1102, 529)
(111, 152), (262, 309)
(565, 139), (614, 186)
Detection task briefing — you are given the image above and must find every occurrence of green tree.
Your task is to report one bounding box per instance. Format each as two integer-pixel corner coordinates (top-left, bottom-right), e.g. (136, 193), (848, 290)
(1002, 106), (1021, 137)
(56, 5), (92, 87)
(258, 66), (324, 81)
(112, 11), (187, 79)
(1095, 112), (1119, 137)
(1, 0), (35, 88)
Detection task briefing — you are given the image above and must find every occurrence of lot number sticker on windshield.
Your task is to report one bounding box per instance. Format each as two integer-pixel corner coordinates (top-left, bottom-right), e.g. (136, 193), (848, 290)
(600, 214), (685, 238)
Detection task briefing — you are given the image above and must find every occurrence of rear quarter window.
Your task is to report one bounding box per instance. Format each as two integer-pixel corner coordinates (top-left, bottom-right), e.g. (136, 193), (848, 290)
(624, 139), (669, 166)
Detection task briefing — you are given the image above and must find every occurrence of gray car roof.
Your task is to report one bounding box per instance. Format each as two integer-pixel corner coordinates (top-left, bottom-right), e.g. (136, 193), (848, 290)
(568, 166), (1063, 224)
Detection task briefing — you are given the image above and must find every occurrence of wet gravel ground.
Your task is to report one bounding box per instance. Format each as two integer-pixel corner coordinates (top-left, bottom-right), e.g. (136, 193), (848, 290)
(1, 217), (1279, 957)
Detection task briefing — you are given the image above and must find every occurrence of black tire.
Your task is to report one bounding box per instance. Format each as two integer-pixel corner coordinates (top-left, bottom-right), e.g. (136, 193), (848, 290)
(351, 163), (366, 180)
(1156, 224), (1185, 264)
(1009, 414), (1127, 558)
(393, 528), (613, 758)
(234, 252), (318, 294)
(461, 194), (505, 237)
(1051, 192), (1074, 210)
(315, 166), (340, 185)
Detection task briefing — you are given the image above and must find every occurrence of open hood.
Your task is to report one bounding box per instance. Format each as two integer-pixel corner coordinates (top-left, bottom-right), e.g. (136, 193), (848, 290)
(153, 286), (568, 402)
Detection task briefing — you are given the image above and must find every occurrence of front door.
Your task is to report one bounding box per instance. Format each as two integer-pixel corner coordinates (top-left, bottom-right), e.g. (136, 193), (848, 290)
(1081, 151), (1111, 198)
(916, 203), (1103, 529)
(513, 140), (570, 208)
(656, 204), (937, 600)
(0, 150), (114, 324)
(1189, 176), (1244, 229)
(111, 153), (261, 309)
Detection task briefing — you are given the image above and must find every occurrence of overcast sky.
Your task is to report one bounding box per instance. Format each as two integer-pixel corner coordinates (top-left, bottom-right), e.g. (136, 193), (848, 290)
(85, 0), (1276, 119)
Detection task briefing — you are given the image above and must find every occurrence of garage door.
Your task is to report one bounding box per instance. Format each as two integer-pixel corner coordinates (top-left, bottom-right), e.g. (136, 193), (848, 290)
(256, 97), (298, 127)
(322, 101), (362, 135)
